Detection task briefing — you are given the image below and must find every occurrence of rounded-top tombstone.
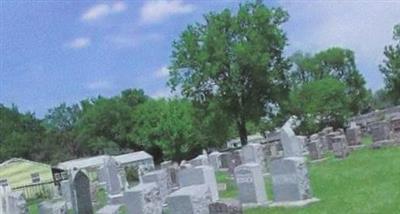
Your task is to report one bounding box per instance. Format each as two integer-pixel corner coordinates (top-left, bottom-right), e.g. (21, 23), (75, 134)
(72, 170), (93, 214)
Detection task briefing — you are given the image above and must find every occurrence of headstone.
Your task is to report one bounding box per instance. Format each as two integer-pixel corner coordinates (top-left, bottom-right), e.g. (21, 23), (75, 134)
(161, 161), (179, 192)
(160, 160), (172, 169)
(326, 131), (341, 150)
(262, 143), (279, 173)
(71, 170), (93, 214)
(209, 151), (222, 170)
(317, 132), (329, 152)
(96, 204), (121, 214)
(0, 186), (9, 214)
(391, 115), (400, 139)
(141, 169), (169, 202)
(167, 184), (212, 214)
(98, 157), (125, 204)
(262, 142), (282, 160)
(38, 199), (67, 214)
(60, 180), (72, 208)
(9, 191), (28, 214)
(319, 127), (334, 151)
(178, 165), (219, 202)
(90, 183), (97, 202)
(234, 163), (267, 205)
(307, 138), (324, 160)
(179, 160), (193, 169)
(209, 199), (243, 214)
(241, 143), (266, 173)
(98, 157), (123, 195)
(189, 154), (209, 167)
(0, 187), (28, 214)
(370, 120), (391, 147)
(370, 120), (391, 143)
(228, 150), (242, 175)
(270, 157), (312, 202)
(119, 167), (128, 190)
(297, 136), (309, 155)
(280, 125), (302, 157)
(321, 127), (334, 134)
(331, 135), (349, 158)
(219, 152), (232, 169)
(346, 123), (362, 146)
(124, 182), (162, 214)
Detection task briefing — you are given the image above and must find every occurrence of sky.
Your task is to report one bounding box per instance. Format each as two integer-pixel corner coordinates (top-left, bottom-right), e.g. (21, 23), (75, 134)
(1, 0), (399, 117)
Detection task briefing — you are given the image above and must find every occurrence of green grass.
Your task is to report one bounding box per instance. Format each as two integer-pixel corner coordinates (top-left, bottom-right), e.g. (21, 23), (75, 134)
(94, 188), (108, 211)
(27, 199), (40, 214)
(215, 137), (400, 213)
(216, 171), (238, 198)
(246, 146), (400, 214)
(362, 135), (373, 146)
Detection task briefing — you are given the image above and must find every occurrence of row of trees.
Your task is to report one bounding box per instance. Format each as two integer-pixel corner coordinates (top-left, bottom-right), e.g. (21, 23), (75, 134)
(0, 89), (236, 163)
(1, 2), (399, 164)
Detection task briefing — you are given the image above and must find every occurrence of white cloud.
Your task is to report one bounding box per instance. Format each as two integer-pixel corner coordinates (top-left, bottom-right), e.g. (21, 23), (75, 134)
(81, 1), (127, 21)
(155, 66), (169, 78)
(86, 80), (113, 90)
(140, 0), (194, 24)
(65, 37), (91, 49)
(106, 33), (163, 48)
(112, 1), (127, 13)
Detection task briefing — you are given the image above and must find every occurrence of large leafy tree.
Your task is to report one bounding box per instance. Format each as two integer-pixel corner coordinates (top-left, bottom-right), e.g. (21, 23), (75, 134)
(169, 2), (290, 145)
(380, 24), (400, 105)
(289, 78), (350, 135)
(290, 48), (369, 114)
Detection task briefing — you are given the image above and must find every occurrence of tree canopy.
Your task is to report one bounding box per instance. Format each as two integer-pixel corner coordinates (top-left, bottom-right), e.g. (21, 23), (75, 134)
(169, 2), (290, 145)
(290, 48), (369, 115)
(289, 78), (350, 135)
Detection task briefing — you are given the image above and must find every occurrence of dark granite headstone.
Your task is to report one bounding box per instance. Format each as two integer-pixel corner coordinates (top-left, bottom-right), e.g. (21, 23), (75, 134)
(209, 199), (242, 214)
(331, 135), (349, 159)
(71, 170), (93, 214)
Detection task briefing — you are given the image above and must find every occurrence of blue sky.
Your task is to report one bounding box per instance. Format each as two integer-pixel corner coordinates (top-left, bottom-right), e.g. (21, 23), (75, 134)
(1, 0), (399, 117)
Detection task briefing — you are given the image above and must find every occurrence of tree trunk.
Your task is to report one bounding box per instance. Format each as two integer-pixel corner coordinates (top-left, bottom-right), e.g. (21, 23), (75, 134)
(237, 116), (248, 146)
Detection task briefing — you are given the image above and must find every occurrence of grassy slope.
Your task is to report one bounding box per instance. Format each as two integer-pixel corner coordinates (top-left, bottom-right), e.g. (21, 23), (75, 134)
(246, 147), (400, 213)
(217, 136), (400, 214)
(246, 147), (400, 214)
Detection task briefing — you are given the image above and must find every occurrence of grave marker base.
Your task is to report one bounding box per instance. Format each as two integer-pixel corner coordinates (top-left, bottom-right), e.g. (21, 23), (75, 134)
(269, 197), (320, 208)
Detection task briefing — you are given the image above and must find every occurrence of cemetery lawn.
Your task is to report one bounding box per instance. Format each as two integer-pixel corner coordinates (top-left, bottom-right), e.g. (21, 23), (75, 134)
(244, 146), (400, 214)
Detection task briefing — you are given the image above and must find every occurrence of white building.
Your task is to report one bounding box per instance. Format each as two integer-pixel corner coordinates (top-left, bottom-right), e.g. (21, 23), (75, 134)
(57, 151), (155, 173)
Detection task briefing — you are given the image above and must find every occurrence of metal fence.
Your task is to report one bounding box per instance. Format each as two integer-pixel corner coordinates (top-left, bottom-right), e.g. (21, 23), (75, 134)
(12, 180), (57, 200)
